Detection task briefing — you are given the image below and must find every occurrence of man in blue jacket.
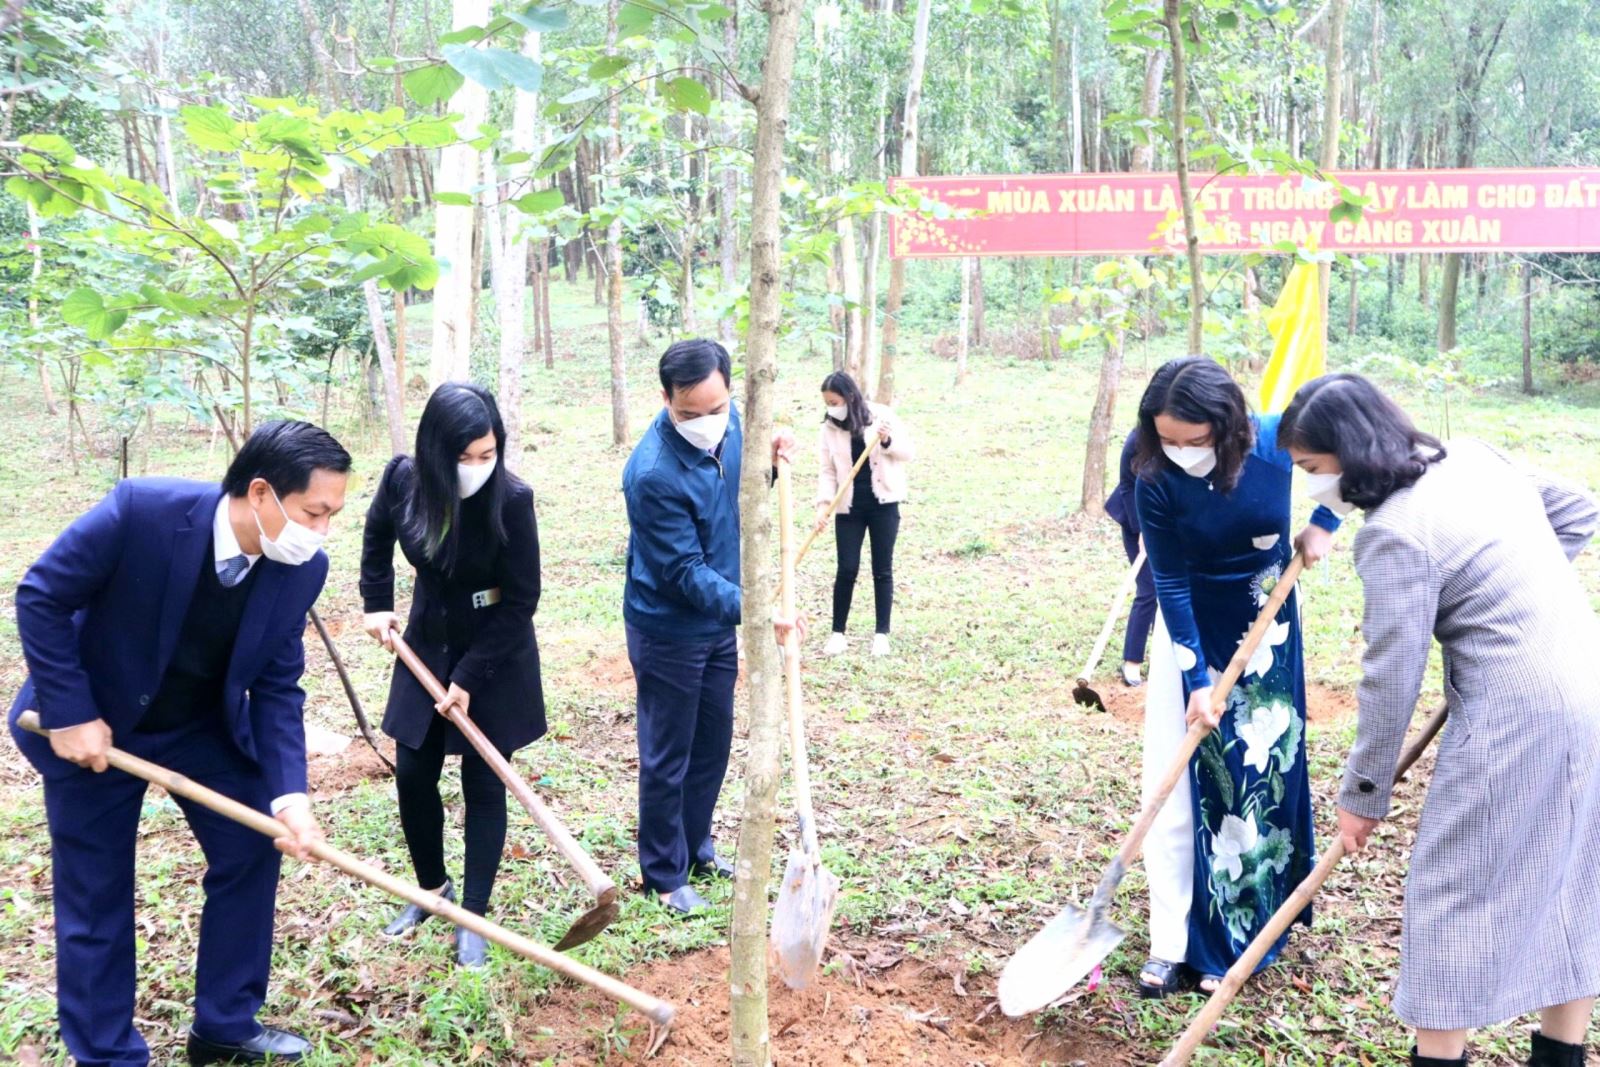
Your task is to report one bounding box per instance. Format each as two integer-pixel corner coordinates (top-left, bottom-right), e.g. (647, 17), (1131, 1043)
(622, 338), (796, 915)
(8, 420), (350, 1067)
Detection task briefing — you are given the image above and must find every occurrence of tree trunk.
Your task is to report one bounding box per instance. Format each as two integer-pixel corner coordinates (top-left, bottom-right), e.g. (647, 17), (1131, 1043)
(430, 0), (490, 386)
(729, 0), (804, 1063)
(839, 214), (863, 378)
(1069, 26), (1083, 173)
(605, 0), (629, 446)
(495, 30), (540, 472)
(26, 201), (59, 416)
(150, 3), (180, 206)
(859, 0), (893, 391)
(956, 257), (971, 383)
(1080, 330), (1124, 516)
(541, 238), (555, 366)
(1316, 0), (1347, 338)
(971, 258), (985, 346)
(1131, 50), (1168, 173)
(875, 0), (933, 405)
(718, 14), (740, 349)
(1521, 261), (1534, 395)
(1162, 0), (1203, 355)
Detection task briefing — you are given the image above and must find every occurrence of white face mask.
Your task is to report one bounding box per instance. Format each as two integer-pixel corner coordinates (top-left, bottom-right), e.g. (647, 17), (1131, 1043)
(1163, 444), (1218, 478)
(826, 403), (848, 421)
(1305, 471), (1356, 516)
(254, 486), (326, 566)
(673, 409), (730, 452)
(457, 457), (496, 499)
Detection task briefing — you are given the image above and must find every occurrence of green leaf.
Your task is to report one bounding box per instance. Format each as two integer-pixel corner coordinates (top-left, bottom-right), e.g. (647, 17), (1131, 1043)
(434, 191), (475, 206)
(442, 44), (543, 92)
(180, 105), (243, 152)
(617, 0), (655, 38)
(62, 288), (129, 340)
(403, 63), (466, 107)
(487, 48), (543, 91)
(1215, 10), (1238, 30)
(558, 85), (603, 106)
(662, 76), (712, 115)
(406, 118), (460, 147)
(512, 188), (565, 214)
(587, 55), (631, 79)
(1329, 200), (1362, 225)
(509, 5), (569, 31)
(438, 24), (489, 45)
(19, 133), (76, 163)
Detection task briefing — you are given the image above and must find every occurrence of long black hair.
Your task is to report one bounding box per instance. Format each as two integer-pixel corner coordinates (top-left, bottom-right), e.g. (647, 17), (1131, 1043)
(1134, 357), (1255, 493)
(402, 382), (519, 573)
(820, 371), (873, 436)
(1276, 373), (1445, 511)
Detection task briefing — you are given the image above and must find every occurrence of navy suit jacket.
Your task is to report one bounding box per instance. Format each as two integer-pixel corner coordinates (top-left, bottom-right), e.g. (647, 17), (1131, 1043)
(7, 478), (327, 798)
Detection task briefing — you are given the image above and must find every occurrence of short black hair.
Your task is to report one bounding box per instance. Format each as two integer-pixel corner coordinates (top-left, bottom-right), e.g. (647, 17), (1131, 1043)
(1134, 356), (1254, 493)
(222, 420), (353, 498)
(659, 338), (732, 396)
(1277, 373), (1445, 511)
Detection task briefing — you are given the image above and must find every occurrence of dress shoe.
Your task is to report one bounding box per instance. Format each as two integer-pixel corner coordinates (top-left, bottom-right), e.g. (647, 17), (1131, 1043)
(383, 879), (454, 936)
(455, 926), (488, 969)
(187, 1025), (309, 1065)
(657, 885), (710, 915)
(690, 855), (735, 881)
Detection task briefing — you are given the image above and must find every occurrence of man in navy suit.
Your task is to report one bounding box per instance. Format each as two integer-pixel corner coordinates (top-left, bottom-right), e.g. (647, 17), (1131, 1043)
(8, 420), (351, 1067)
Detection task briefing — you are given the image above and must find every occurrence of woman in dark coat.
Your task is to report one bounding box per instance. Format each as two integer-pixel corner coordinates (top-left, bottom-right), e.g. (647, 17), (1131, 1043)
(361, 382), (544, 968)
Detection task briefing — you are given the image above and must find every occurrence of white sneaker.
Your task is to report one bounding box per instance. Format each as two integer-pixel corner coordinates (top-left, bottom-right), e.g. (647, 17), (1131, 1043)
(822, 632), (849, 656)
(871, 633), (891, 657)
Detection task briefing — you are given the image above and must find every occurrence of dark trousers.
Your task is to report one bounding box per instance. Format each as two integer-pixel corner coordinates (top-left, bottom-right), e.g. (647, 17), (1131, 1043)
(1121, 525), (1157, 664)
(626, 624), (737, 893)
(832, 496), (900, 635)
(395, 713), (508, 916)
(41, 721), (280, 1067)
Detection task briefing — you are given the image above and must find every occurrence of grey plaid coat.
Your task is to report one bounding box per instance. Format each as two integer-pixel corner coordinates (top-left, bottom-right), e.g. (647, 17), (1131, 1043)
(1342, 440), (1600, 1029)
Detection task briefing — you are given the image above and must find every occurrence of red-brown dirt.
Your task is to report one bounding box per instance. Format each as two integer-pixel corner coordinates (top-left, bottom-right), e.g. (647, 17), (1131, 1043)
(529, 946), (1137, 1066)
(1100, 680), (1357, 726)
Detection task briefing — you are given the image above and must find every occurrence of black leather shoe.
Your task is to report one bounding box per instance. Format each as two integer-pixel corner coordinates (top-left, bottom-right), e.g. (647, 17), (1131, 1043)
(455, 927), (488, 969)
(383, 879), (454, 937)
(690, 855), (734, 881)
(187, 1025), (309, 1064)
(656, 885), (709, 915)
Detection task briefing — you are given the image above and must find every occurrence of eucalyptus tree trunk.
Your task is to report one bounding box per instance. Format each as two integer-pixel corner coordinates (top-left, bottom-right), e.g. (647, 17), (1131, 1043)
(495, 31), (540, 471)
(605, 0), (629, 446)
(728, 0), (804, 1062)
(717, 16), (740, 349)
(430, 0), (490, 386)
(1163, 0), (1203, 355)
(859, 0), (893, 391)
(1316, 0), (1348, 337)
(875, 0), (933, 405)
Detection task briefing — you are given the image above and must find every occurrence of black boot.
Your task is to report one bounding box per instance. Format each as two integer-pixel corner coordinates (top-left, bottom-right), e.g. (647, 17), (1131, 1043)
(382, 879), (454, 937)
(1530, 1031), (1587, 1067)
(1412, 1050), (1467, 1067)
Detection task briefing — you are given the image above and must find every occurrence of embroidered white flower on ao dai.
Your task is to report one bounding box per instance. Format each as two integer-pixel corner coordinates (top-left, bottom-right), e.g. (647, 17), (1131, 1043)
(1212, 813), (1260, 882)
(1236, 701), (1291, 772)
(1240, 619), (1291, 679)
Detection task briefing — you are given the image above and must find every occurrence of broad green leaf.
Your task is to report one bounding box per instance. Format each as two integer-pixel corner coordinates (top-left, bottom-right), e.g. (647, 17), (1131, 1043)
(403, 63), (466, 107)
(180, 105), (243, 152)
(406, 118), (460, 148)
(351, 254), (403, 284)
(434, 191), (475, 206)
(61, 288), (128, 340)
(588, 55), (631, 79)
(512, 188), (564, 214)
(442, 44), (503, 89)
(486, 48), (543, 91)
(439, 24), (489, 45)
(499, 150), (533, 165)
(1215, 11), (1238, 29)
(509, 5), (569, 31)
(662, 77), (712, 115)
(558, 85), (603, 106)
(19, 133), (76, 163)
(442, 45), (541, 92)
(617, 1), (655, 39)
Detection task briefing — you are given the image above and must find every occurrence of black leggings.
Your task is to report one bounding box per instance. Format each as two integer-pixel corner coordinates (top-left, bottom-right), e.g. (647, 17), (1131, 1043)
(832, 497), (900, 634)
(394, 713), (508, 916)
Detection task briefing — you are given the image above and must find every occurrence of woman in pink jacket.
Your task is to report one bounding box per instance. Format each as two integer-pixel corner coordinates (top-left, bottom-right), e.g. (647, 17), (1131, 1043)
(813, 372), (915, 657)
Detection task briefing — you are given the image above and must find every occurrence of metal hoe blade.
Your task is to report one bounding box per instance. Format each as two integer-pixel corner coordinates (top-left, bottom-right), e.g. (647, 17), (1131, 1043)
(1071, 679), (1107, 713)
(772, 849), (840, 990)
(998, 901), (1125, 1017)
(552, 899), (622, 952)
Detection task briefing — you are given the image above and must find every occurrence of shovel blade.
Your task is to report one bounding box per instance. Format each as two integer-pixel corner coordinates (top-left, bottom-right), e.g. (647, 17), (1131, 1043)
(997, 904), (1125, 1017)
(1071, 683), (1107, 713)
(772, 850), (840, 990)
(551, 900), (622, 952)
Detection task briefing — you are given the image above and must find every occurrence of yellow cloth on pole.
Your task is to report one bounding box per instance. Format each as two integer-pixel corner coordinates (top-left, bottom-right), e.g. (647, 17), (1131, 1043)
(1258, 260), (1326, 413)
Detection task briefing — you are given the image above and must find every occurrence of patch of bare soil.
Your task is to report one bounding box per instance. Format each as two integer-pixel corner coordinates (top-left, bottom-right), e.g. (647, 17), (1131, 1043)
(1100, 680), (1356, 726)
(531, 946), (1135, 1066)
(308, 738), (393, 798)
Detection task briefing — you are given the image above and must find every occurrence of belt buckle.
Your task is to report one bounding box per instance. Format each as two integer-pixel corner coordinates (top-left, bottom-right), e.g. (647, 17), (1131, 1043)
(472, 589), (492, 609)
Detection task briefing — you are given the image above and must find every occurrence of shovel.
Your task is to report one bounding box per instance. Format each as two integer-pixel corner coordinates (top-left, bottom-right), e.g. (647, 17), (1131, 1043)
(1160, 702), (1450, 1066)
(387, 632), (621, 951)
(794, 433), (882, 567)
(1072, 548), (1148, 711)
(14, 711), (674, 1027)
(998, 553), (1308, 1017)
(771, 457), (841, 989)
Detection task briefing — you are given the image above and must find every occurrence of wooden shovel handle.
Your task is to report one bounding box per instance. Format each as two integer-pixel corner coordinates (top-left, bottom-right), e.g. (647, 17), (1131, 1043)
(795, 434), (881, 567)
(389, 633), (618, 907)
(1077, 549), (1147, 684)
(14, 711), (672, 1027)
(1159, 703), (1449, 1067)
(776, 459), (822, 859)
(1114, 553), (1306, 872)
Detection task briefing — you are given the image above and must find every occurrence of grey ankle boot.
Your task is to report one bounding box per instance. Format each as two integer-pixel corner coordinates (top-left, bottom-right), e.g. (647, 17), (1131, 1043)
(1529, 1031), (1586, 1067)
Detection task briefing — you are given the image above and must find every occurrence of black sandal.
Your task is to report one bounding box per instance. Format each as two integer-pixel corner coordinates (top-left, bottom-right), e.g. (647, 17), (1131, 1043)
(1196, 972), (1224, 994)
(1137, 957), (1194, 999)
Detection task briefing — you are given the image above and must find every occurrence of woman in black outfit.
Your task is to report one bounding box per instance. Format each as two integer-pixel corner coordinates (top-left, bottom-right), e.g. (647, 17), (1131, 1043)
(360, 382), (544, 968)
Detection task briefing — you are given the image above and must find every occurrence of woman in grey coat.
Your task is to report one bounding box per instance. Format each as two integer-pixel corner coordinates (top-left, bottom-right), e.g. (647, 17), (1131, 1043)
(1278, 373), (1600, 1067)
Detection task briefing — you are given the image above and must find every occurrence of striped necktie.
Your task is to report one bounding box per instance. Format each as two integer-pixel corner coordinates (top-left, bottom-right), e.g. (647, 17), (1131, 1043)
(217, 554), (250, 588)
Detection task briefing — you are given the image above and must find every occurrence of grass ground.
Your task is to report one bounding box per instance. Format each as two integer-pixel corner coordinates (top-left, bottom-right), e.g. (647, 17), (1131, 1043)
(2, 280), (1599, 1065)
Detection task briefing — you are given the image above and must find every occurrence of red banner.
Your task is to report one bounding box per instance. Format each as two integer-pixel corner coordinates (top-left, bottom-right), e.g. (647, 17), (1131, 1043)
(888, 169), (1600, 258)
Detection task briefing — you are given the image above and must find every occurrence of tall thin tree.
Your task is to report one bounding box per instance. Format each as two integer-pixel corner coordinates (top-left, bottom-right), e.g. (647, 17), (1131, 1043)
(875, 0), (932, 405)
